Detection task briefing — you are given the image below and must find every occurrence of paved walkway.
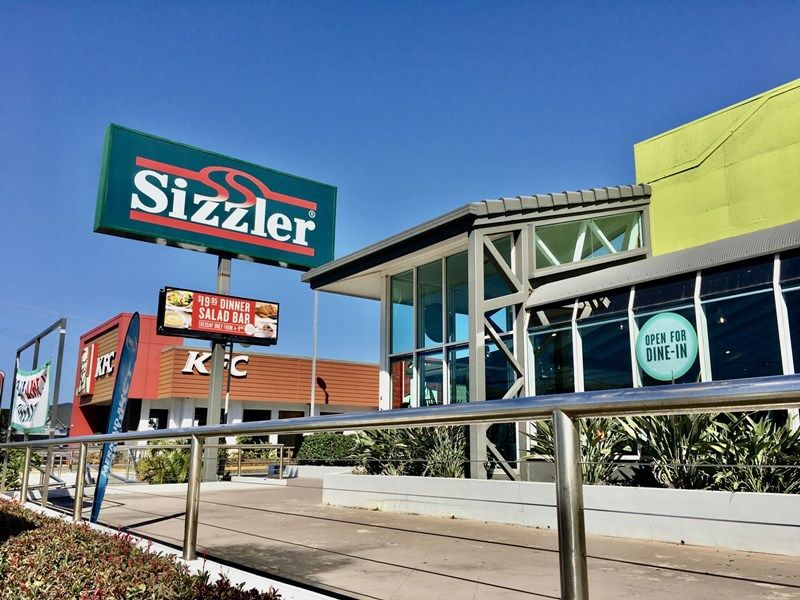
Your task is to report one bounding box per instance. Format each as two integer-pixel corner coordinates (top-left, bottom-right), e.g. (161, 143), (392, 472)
(93, 478), (800, 600)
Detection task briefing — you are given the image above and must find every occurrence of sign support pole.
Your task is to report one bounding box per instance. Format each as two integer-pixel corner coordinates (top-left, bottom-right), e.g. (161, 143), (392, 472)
(41, 319), (66, 507)
(310, 291), (319, 418)
(202, 257), (230, 482)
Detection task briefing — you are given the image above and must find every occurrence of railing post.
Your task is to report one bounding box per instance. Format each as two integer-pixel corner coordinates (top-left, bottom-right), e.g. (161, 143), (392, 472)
(278, 446), (284, 480)
(73, 443), (88, 522)
(41, 438), (55, 507)
(237, 447), (242, 476)
(19, 446), (32, 504)
(183, 434), (204, 561)
(552, 409), (589, 600)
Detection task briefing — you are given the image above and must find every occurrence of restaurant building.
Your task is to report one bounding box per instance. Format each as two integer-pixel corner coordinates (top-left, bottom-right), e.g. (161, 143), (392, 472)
(302, 79), (800, 478)
(70, 313), (379, 449)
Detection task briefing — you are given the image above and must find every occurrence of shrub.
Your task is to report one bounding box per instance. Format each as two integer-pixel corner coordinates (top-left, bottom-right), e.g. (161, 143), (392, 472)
(352, 427), (467, 478)
(525, 418), (633, 485)
(235, 436), (276, 459)
(619, 413), (723, 490)
(0, 449), (43, 490)
(135, 440), (190, 485)
(708, 413), (800, 493)
(0, 499), (281, 599)
(296, 432), (357, 466)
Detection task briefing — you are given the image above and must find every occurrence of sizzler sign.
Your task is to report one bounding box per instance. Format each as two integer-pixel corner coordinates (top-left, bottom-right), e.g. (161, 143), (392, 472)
(94, 125), (336, 270)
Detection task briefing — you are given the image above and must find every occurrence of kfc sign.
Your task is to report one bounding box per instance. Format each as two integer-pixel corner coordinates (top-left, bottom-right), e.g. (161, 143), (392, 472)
(181, 351), (249, 378)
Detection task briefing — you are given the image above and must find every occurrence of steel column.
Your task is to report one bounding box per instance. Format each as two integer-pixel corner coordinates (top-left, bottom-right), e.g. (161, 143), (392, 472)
(19, 446), (31, 503)
(183, 434), (205, 560)
(553, 409), (588, 600)
(73, 442), (88, 522)
(467, 229), (487, 478)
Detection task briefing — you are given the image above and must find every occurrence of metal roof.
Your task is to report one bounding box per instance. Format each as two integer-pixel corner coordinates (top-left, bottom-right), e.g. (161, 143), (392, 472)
(527, 220), (800, 308)
(302, 184), (650, 296)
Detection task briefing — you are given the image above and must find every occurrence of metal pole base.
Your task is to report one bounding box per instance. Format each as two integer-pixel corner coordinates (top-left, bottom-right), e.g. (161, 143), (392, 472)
(553, 410), (589, 600)
(183, 435), (205, 561)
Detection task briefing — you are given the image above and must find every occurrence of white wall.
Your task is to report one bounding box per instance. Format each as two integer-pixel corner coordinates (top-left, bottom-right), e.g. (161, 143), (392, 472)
(323, 474), (800, 556)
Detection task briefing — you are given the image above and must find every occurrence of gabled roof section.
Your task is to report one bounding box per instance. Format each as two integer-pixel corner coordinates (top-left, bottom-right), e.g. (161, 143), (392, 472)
(475, 184), (651, 217)
(302, 183), (650, 299)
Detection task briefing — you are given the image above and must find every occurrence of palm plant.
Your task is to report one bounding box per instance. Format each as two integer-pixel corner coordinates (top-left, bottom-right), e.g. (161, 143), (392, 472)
(708, 413), (800, 493)
(618, 414), (722, 489)
(524, 417), (633, 484)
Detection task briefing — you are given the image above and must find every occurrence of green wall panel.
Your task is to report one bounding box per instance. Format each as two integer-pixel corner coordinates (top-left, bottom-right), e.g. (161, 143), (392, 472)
(634, 79), (800, 256)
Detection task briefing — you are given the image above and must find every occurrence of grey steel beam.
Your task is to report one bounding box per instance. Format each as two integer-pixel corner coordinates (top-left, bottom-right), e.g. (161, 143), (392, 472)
(467, 228), (487, 478)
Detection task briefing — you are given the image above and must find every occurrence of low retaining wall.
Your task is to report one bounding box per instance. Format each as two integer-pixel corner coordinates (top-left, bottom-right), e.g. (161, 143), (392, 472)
(322, 474), (800, 556)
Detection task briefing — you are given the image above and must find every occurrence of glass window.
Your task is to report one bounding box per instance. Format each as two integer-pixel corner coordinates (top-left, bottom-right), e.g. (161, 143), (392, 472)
(485, 235), (514, 300)
(780, 250), (800, 285)
(390, 270), (414, 353)
(417, 261), (443, 348)
(530, 325), (574, 395)
(633, 276), (699, 385)
(633, 275), (695, 309)
(783, 287), (800, 373)
(486, 306), (513, 333)
(418, 352), (444, 406)
(390, 357), (414, 409)
(448, 347), (469, 403)
(576, 289), (629, 320)
(701, 257), (773, 298)
(577, 290), (632, 391)
(535, 211), (642, 270)
(702, 291), (782, 380)
(531, 302), (575, 328)
(446, 252), (469, 343)
(700, 258), (781, 380)
(485, 337), (516, 400)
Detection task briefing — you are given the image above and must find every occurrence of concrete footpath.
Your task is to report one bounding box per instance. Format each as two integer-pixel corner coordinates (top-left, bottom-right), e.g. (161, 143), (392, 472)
(91, 478), (800, 600)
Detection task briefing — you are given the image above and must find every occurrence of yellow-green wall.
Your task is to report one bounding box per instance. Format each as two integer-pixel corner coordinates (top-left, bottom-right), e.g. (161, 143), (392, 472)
(634, 79), (800, 256)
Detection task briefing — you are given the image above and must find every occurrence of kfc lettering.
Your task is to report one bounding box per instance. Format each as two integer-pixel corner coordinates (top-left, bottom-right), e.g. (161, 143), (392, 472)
(181, 351), (249, 377)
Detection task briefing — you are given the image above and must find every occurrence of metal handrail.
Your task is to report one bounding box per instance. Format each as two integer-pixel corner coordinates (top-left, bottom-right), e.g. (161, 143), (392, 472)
(3, 374), (800, 450)
(2, 373), (800, 600)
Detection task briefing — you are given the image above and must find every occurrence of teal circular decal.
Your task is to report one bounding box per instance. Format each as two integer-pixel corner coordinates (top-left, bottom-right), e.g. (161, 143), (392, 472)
(635, 312), (698, 382)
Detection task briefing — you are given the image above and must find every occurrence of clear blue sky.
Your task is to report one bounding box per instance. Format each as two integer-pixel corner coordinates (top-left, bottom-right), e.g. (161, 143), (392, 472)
(1, 1), (799, 408)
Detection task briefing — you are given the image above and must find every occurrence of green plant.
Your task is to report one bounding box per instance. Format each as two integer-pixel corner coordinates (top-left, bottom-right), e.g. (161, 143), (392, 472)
(708, 413), (800, 493)
(422, 426), (467, 478)
(296, 432), (357, 466)
(352, 427), (467, 478)
(619, 414), (723, 489)
(0, 449), (43, 490)
(0, 499), (281, 599)
(135, 440), (190, 485)
(236, 436), (276, 459)
(524, 418), (633, 484)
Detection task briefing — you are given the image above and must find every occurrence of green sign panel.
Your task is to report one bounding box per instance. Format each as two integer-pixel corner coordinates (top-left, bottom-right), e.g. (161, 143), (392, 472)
(94, 125), (336, 270)
(635, 312), (698, 381)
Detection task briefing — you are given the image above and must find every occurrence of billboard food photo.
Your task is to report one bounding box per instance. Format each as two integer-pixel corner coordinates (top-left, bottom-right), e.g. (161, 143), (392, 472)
(158, 287), (279, 346)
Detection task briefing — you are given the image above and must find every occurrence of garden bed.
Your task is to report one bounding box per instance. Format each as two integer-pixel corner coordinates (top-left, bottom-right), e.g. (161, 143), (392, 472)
(0, 498), (282, 599)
